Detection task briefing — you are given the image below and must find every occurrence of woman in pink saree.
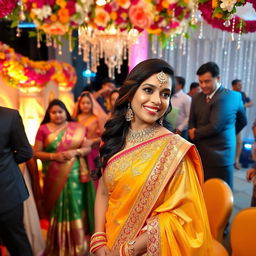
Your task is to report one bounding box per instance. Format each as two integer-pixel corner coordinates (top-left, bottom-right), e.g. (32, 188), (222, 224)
(34, 99), (95, 256)
(73, 92), (108, 187)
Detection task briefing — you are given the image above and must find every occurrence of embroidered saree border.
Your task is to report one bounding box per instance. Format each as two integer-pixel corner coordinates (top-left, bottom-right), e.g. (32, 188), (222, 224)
(107, 133), (171, 167)
(147, 216), (160, 255)
(112, 135), (192, 249)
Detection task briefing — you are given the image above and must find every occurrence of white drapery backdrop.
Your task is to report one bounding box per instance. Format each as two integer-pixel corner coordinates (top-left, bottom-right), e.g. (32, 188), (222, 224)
(149, 22), (256, 139)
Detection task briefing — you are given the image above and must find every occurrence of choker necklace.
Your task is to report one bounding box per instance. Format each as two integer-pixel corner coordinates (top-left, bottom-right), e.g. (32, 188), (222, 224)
(126, 123), (159, 144)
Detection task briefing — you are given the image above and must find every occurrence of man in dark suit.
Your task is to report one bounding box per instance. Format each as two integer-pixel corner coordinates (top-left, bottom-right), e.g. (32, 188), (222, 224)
(0, 107), (33, 256)
(188, 62), (247, 190)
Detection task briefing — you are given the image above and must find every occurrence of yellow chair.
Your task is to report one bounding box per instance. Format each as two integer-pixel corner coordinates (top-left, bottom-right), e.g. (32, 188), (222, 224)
(203, 178), (234, 243)
(213, 239), (229, 256)
(230, 207), (256, 256)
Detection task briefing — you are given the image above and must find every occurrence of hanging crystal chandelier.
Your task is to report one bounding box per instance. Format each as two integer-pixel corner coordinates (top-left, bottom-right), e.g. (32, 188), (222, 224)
(78, 25), (139, 79)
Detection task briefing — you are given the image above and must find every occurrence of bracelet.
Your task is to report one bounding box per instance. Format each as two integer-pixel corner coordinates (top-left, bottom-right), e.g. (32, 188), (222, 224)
(90, 232), (107, 254)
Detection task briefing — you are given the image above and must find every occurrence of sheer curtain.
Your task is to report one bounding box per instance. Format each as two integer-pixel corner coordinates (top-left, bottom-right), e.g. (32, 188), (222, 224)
(149, 23), (256, 139)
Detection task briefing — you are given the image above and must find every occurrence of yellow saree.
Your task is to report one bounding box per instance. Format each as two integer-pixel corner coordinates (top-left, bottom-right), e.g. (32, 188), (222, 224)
(103, 134), (213, 255)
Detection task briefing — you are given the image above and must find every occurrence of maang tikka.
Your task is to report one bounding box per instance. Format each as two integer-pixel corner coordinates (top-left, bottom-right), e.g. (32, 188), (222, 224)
(156, 71), (168, 86)
(125, 102), (134, 121)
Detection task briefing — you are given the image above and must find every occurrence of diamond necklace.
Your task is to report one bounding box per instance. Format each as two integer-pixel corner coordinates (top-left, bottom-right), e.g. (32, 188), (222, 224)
(126, 123), (159, 144)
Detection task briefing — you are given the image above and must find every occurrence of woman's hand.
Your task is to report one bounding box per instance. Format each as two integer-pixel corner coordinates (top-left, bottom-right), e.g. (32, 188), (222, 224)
(53, 152), (68, 162)
(63, 150), (77, 160)
(246, 168), (256, 184)
(106, 249), (119, 256)
(94, 245), (111, 256)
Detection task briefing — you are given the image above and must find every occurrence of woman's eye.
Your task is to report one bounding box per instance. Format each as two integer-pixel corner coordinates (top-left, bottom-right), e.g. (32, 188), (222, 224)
(143, 87), (153, 94)
(162, 92), (170, 98)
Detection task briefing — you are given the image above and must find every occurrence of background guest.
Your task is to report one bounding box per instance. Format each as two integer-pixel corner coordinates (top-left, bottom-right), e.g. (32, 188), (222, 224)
(188, 82), (200, 97)
(232, 79), (253, 169)
(170, 76), (191, 139)
(73, 91), (107, 187)
(246, 118), (256, 206)
(189, 62), (247, 190)
(93, 78), (116, 113)
(0, 106), (33, 256)
(34, 99), (95, 256)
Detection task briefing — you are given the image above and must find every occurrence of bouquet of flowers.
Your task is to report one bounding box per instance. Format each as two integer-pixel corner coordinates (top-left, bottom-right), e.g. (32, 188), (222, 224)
(23, 0), (93, 35)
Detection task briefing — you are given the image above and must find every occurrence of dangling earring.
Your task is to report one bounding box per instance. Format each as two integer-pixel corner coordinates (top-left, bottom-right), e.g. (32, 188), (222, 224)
(159, 116), (164, 126)
(125, 102), (134, 121)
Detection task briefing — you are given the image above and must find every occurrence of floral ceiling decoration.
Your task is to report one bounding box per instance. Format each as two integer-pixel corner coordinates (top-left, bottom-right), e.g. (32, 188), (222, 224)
(23, 0), (93, 35)
(0, 0), (18, 18)
(0, 41), (76, 91)
(199, 0), (256, 34)
(1, 0), (256, 77)
(79, 0), (194, 78)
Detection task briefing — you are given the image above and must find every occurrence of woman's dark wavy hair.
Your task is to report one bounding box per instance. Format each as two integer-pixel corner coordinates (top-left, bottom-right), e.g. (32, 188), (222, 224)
(94, 58), (175, 179)
(41, 99), (73, 124)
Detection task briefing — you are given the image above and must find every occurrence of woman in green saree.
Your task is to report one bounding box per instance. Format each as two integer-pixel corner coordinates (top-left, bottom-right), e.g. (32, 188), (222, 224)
(34, 99), (95, 256)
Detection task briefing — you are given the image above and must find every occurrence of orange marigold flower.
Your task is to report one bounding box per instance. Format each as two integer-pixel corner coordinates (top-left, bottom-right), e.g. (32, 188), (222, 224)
(110, 11), (117, 20)
(30, 12), (35, 20)
(58, 8), (70, 24)
(32, 3), (37, 8)
(94, 8), (110, 27)
(215, 12), (223, 18)
(50, 14), (58, 22)
(116, 0), (130, 9)
(56, 0), (66, 8)
(212, 0), (218, 9)
(161, 0), (169, 9)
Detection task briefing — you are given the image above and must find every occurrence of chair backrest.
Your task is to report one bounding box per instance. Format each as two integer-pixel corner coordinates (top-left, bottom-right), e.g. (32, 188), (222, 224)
(230, 207), (256, 256)
(213, 239), (229, 256)
(203, 178), (234, 243)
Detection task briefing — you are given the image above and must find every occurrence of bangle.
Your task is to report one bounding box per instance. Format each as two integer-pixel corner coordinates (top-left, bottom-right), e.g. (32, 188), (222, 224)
(90, 232), (107, 253)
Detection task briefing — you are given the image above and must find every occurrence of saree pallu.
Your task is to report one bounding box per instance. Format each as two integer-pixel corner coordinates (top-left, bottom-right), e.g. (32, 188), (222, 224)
(104, 134), (213, 255)
(42, 122), (95, 256)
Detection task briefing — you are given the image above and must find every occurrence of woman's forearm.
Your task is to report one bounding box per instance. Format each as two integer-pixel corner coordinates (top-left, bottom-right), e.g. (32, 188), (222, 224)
(34, 151), (52, 161)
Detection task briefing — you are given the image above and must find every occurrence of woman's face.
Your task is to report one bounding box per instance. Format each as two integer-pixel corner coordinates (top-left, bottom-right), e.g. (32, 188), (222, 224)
(131, 73), (172, 128)
(110, 92), (119, 108)
(79, 95), (92, 114)
(49, 105), (67, 125)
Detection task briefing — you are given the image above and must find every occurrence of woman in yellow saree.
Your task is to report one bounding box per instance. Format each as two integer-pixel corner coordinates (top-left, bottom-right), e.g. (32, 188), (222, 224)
(91, 59), (213, 256)
(34, 99), (95, 256)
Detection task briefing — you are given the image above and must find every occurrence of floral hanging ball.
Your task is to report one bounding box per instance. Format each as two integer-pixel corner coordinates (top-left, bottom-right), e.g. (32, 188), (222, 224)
(22, 0), (93, 35)
(199, 0), (256, 33)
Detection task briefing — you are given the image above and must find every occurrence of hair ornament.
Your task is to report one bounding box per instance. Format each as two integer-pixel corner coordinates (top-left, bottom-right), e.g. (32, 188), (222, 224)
(156, 71), (168, 84)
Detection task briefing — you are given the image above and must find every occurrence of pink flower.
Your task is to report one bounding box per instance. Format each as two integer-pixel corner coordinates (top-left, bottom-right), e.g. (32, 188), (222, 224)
(66, 1), (76, 15)
(128, 1), (153, 29)
(0, 0), (18, 18)
(34, 0), (45, 9)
